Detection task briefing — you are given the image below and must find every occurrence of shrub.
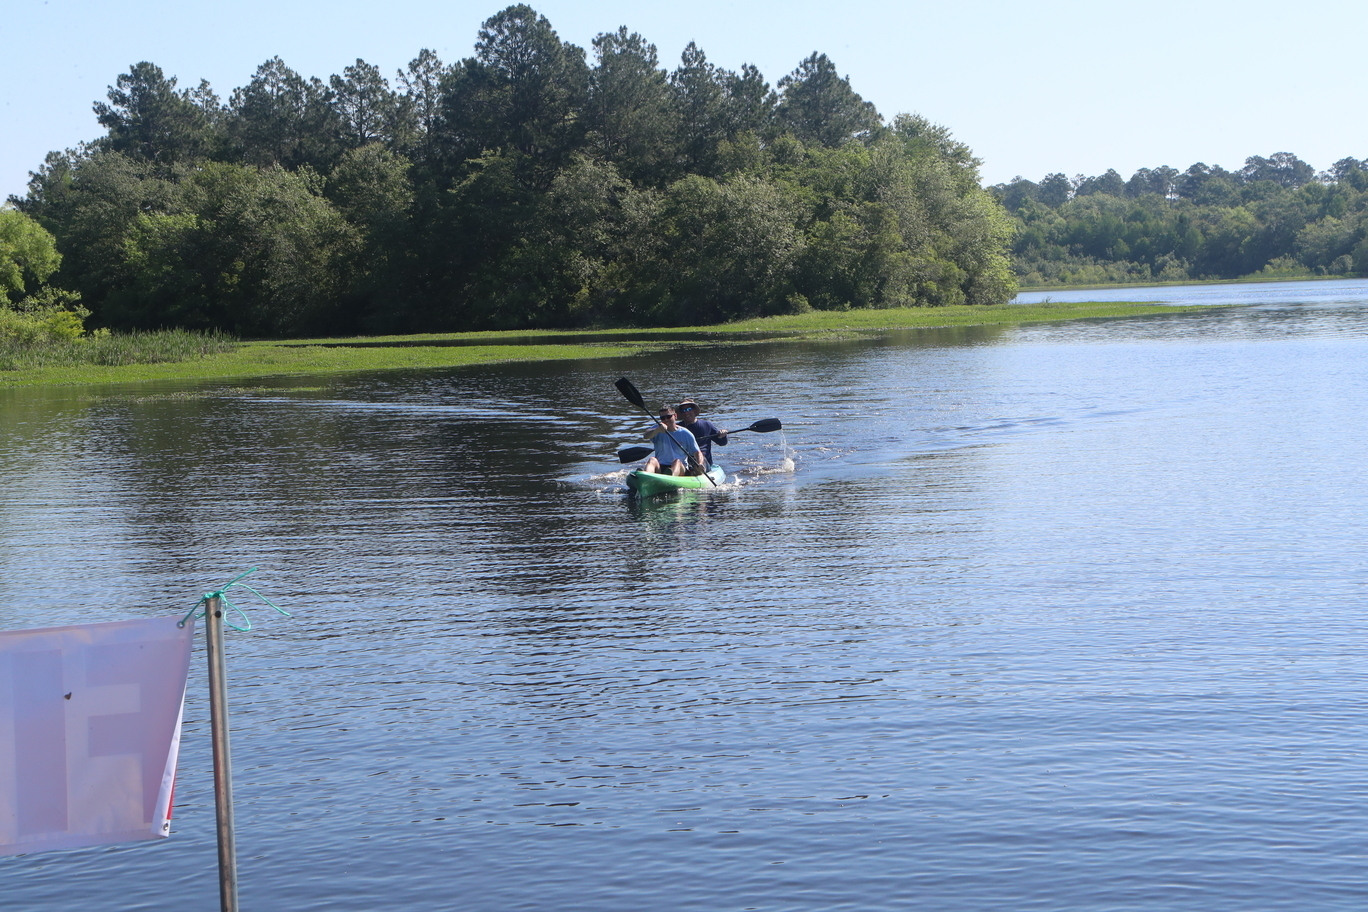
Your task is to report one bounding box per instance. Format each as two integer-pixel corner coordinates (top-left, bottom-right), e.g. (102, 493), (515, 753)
(0, 294), (88, 344)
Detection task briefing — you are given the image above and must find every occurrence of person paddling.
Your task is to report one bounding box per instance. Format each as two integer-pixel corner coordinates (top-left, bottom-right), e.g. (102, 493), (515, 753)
(642, 406), (704, 476)
(676, 398), (728, 466)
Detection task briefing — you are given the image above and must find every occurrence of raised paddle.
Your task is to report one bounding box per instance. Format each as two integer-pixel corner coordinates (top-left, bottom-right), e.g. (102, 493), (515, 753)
(615, 376), (716, 486)
(617, 418), (783, 463)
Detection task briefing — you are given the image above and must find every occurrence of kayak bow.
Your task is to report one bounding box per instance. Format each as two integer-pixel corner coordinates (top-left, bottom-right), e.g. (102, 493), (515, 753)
(626, 465), (726, 496)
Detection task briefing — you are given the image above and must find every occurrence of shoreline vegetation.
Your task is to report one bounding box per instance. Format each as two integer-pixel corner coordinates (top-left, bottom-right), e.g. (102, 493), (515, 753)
(7, 5), (1017, 341)
(994, 154), (1368, 289)
(1, 301), (1210, 388)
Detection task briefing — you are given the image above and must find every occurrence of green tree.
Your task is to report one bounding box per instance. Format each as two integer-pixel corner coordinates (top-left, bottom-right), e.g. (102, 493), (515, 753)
(1176, 163), (1220, 199)
(991, 177), (1040, 213)
(1329, 158), (1368, 191)
(587, 28), (676, 185)
(0, 208), (63, 304)
(891, 113), (980, 180)
(788, 132), (1015, 308)
(1038, 173), (1072, 207)
(93, 62), (219, 166)
(105, 163), (357, 334)
(455, 155), (664, 329)
(872, 143), (1015, 306)
(796, 199), (909, 310)
(326, 144), (416, 329)
(1241, 152), (1315, 188)
(1075, 169), (1126, 197)
(1192, 206), (1260, 277)
(722, 64), (775, 141)
(114, 210), (216, 328)
(1296, 216), (1362, 273)
(228, 57), (342, 170)
(420, 150), (538, 329)
(540, 154), (664, 324)
(1240, 188), (1314, 272)
(1194, 173), (1240, 207)
(440, 4), (589, 187)
(664, 46), (774, 179)
(775, 53), (881, 148)
(327, 145), (414, 229)
(330, 59), (400, 151)
(645, 174), (805, 323)
(20, 150), (178, 316)
(1125, 166), (1177, 198)
(395, 49), (448, 165)
(668, 42), (729, 176)
(946, 186), (1018, 306)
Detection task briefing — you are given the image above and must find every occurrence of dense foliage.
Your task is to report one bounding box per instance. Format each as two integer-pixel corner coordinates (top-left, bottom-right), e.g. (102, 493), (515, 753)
(0, 208), (63, 306)
(0, 206), (94, 346)
(12, 5), (1014, 336)
(991, 154), (1368, 286)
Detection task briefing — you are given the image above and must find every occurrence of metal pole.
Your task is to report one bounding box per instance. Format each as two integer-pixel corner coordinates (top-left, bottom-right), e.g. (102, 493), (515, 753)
(205, 595), (240, 912)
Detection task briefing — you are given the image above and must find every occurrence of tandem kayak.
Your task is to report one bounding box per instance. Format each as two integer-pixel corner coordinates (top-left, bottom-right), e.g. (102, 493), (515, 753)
(626, 465), (726, 496)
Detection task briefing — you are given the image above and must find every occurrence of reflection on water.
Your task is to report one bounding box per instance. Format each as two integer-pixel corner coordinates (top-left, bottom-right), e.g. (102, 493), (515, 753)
(3, 281), (1368, 911)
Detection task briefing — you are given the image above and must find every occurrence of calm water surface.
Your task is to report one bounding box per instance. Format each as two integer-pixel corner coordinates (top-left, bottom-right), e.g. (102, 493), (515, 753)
(3, 280), (1368, 910)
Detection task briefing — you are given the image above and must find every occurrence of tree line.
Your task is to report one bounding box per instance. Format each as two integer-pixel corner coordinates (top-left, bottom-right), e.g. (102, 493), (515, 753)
(7, 4), (1014, 337)
(991, 153), (1368, 285)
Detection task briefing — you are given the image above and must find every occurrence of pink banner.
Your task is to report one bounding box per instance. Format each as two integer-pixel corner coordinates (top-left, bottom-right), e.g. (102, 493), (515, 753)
(0, 616), (193, 856)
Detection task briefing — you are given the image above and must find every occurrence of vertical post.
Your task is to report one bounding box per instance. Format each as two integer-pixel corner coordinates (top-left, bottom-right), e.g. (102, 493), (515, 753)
(205, 595), (240, 912)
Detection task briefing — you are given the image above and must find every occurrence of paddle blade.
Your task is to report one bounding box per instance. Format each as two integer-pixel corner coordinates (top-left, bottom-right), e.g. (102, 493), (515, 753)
(718, 418), (783, 436)
(615, 377), (647, 411)
(618, 445), (654, 463)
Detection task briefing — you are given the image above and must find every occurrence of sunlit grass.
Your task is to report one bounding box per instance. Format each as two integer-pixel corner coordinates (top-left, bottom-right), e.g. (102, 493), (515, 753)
(0, 301), (1214, 387)
(712, 301), (1191, 333)
(0, 339), (654, 387)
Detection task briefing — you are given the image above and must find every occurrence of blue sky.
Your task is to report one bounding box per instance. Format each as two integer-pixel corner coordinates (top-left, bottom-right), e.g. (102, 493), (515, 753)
(4, 0), (1364, 201)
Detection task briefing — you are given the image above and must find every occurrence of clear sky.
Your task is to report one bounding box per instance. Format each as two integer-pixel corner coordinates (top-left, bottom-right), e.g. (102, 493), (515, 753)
(4, 0), (1364, 202)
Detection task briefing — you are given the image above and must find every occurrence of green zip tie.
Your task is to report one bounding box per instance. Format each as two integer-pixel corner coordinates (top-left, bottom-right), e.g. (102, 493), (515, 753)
(179, 567), (292, 631)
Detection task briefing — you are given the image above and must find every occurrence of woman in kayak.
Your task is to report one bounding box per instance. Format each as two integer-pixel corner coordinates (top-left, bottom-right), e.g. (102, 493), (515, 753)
(642, 406), (705, 476)
(676, 399), (728, 466)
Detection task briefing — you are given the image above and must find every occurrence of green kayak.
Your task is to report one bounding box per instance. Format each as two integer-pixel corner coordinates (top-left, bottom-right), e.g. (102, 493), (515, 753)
(626, 465), (726, 496)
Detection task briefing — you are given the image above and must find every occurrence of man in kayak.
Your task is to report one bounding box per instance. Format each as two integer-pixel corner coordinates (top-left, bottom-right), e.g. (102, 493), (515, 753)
(676, 399), (728, 466)
(642, 406), (705, 476)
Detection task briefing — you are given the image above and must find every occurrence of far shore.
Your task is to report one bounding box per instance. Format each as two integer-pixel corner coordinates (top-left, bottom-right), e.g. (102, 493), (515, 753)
(1, 301), (1217, 388)
(1016, 273), (1358, 294)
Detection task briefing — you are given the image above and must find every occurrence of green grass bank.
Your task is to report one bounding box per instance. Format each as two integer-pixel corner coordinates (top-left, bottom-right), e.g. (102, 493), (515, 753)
(1, 302), (1206, 388)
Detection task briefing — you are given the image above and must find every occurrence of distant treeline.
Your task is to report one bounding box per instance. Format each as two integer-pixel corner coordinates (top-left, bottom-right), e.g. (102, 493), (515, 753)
(990, 154), (1368, 286)
(8, 4), (1014, 337)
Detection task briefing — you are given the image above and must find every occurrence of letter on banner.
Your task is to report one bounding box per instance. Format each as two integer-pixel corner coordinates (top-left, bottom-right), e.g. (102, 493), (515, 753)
(0, 616), (193, 856)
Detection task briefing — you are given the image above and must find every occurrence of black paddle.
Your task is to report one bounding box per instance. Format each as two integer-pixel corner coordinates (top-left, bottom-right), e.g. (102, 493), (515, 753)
(617, 418), (783, 463)
(615, 377), (716, 486)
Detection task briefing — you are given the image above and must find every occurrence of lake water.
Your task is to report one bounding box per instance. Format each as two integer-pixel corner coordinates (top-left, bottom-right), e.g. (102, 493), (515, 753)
(3, 279), (1368, 911)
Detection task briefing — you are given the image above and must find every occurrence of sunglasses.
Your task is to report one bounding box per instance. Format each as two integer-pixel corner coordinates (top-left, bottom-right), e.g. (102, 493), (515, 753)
(679, 405), (697, 412)
(658, 414), (676, 420)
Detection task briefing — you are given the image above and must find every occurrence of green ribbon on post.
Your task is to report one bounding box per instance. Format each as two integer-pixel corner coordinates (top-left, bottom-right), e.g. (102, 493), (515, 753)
(179, 567), (291, 631)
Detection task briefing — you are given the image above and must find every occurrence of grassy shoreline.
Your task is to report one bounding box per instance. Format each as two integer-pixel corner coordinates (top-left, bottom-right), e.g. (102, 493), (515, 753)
(0, 302), (1211, 388)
